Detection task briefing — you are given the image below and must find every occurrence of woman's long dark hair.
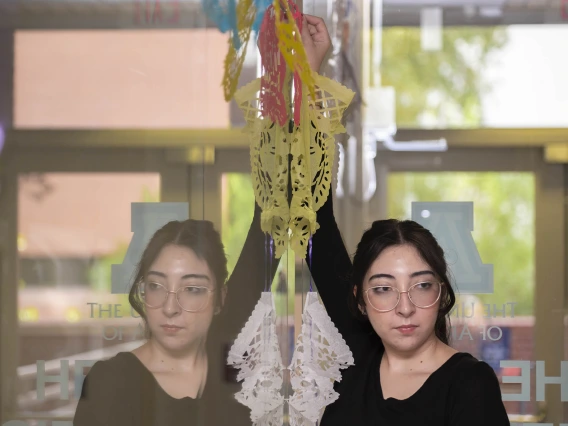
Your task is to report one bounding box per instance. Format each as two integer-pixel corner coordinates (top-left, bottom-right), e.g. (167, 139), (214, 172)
(350, 219), (456, 344)
(128, 219), (228, 336)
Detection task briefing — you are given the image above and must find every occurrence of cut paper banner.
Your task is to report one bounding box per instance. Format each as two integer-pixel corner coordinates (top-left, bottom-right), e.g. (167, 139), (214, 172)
(258, 4), (291, 127)
(203, 0), (272, 42)
(288, 292), (354, 425)
(257, 0), (317, 126)
(235, 74), (354, 258)
(211, 0), (269, 101)
(215, 0), (317, 104)
(221, 0), (257, 101)
(273, 0), (316, 124)
(227, 292), (285, 425)
(215, 0), (354, 257)
(228, 291), (354, 425)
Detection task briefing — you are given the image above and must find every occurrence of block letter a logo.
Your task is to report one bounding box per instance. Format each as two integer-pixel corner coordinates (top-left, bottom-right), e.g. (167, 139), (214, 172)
(111, 202), (189, 294)
(411, 202), (493, 294)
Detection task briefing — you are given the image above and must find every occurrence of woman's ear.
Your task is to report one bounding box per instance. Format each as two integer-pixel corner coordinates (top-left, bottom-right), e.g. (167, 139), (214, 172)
(215, 285), (228, 315)
(353, 285), (367, 316)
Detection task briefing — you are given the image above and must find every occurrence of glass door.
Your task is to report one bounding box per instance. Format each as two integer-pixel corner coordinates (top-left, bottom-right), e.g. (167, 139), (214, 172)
(0, 146), (192, 425)
(368, 146), (566, 423)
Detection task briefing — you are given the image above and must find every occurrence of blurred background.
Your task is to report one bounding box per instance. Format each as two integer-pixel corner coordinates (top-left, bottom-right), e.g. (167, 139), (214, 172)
(0, 0), (566, 424)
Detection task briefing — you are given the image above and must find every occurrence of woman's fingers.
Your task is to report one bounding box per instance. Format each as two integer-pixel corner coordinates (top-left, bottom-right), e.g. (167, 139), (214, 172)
(300, 16), (312, 39)
(303, 14), (328, 33)
(299, 14), (331, 72)
(303, 14), (324, 25)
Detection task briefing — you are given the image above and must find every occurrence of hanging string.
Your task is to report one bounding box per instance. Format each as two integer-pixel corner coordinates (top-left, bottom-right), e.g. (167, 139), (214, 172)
(264, 232), (269, 292)
(264, 234), (271, 361)
(264, 233), (274, 292)
(308, 234), (314, 382)
(269, 235), (274, 291)
(308, 235), (313, 292)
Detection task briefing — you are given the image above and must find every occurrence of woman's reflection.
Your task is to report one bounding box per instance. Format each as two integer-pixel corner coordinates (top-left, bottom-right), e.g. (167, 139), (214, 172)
(128, 220), (228, 399)
(74, 204), (278, 426)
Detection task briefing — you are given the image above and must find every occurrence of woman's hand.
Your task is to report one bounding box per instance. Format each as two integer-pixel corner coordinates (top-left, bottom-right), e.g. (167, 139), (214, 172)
(301, 14), (331, 73)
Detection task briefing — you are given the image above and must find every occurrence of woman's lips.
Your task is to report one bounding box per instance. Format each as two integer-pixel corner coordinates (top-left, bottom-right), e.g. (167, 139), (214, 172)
(161, 325), (183, 333)
(395, 325), (418, 334)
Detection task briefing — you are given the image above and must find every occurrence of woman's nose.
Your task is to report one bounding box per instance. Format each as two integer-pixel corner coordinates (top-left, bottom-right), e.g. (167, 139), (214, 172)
(396, 290), (415, 316)
(162, 291), (181, 316)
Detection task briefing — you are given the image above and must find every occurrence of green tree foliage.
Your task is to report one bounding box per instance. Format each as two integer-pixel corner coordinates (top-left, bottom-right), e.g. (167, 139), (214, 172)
(381, 26), (508, 127)
(222, 173), (294, 315)
(381, 28), (534, 313)
(388, 172), (535, 315)
(221, 173), (255, 275)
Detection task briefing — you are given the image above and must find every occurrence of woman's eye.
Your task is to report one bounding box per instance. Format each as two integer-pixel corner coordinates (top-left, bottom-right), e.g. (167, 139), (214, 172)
(371, 286), (392, 294)
(416, 282), (432, 289)
(147, 282), (162, 291)
(183, 286), (207, 294)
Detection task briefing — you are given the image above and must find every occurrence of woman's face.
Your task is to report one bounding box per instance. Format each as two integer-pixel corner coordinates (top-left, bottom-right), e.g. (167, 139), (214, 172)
(143, 244), (219, 354)
(361, 244), (441, 353)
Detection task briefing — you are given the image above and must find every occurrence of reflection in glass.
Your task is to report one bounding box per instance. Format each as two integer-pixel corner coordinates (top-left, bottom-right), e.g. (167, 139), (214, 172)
(382, 26), (568, 128)
(388, 172), (535, 314)
(388, 171), (538, 419)
(16, 173), (160, 420)
(73, 196), (277, 426)
(141, 282), (216, 312)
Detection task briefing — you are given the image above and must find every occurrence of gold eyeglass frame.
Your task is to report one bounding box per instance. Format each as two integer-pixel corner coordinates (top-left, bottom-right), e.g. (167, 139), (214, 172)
(140, 281), (216, 313)
(364, 281), (444, 313)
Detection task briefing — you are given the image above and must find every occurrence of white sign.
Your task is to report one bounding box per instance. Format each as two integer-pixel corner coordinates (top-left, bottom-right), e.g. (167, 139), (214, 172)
(111, 202), (189, 294)
(411, 202), (494, 294)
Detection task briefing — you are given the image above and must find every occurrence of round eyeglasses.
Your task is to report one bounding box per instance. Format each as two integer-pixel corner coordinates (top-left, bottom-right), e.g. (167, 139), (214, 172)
(140, 282), (216, 313)
(364, 281), (443, 313)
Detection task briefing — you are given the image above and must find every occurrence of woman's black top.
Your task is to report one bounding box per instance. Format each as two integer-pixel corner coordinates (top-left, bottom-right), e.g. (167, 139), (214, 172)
(74, 204), (277, 426)
(308, 192), (511, 426)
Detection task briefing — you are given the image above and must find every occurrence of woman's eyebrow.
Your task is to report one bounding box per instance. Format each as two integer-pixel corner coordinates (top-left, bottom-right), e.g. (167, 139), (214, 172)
(181, 274), (210, 281)
(147, 271), (210, 281)
(368, 273), (395, 280)
(410, 270), (435, 278)
(368, 270), (435, 281)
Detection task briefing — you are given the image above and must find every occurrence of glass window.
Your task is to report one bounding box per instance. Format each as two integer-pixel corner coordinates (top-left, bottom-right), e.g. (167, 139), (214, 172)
(388, 171), (539, 418)
(14, 30), (230, 129)
(221, 173), (254, 275)
(17, 172), (160, 418)
(2, 2), (567, 425)
(388, 171), (535, 314)
(382, 25), (568, 128)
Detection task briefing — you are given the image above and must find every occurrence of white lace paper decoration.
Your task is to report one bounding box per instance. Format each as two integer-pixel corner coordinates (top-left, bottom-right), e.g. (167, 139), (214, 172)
(227, 292), (285, 425)
(228, 291), (354, 426)
(288, 292), (354, 425)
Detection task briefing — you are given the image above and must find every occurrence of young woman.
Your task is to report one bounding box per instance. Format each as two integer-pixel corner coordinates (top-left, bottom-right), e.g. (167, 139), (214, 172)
(74, 204), (278, 426)
(303, 16), (511, 426)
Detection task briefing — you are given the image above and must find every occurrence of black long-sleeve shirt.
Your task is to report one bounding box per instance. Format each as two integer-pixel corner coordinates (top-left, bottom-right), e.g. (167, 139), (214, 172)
(74, 204), (278, 426)
(309, 192), (511, 426)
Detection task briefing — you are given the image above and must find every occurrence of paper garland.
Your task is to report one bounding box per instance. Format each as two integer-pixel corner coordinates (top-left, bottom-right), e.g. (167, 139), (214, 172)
(235, 73), (354, 258)
(227, 292), (285, 425)
(206, 0), (354, 257)
(228, 292), (354, 425)
(212, 0), (317, 104)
